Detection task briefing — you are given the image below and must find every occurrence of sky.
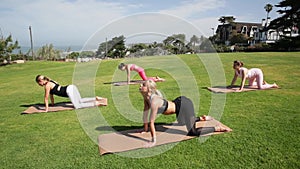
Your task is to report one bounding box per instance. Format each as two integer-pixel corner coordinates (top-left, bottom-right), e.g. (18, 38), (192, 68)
(0, 0), (281, 48)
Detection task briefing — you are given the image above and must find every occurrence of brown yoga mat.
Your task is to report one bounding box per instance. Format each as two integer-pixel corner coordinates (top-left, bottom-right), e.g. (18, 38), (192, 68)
(98, 119), (231, 155)
(104, 80), (145, 86)
(104, 79), (165, 86)
(207, 85), (276, 93)
(21, 98), (107, 114)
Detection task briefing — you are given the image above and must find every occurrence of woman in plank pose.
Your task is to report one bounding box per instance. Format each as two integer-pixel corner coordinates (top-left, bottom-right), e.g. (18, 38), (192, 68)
(118, 63), (165, 84)
(139, 80), (231, 148)
(228, 60), (278, 92)
(35, 75), (106, 112)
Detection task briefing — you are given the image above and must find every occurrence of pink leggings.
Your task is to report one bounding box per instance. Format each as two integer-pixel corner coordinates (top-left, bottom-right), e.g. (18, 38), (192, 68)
(248, 70), (273, 89)
(138, 71), (157, 82)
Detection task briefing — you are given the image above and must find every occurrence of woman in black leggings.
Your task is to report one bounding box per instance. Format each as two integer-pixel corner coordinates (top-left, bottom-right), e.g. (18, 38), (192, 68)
(139, 80), (231, 148)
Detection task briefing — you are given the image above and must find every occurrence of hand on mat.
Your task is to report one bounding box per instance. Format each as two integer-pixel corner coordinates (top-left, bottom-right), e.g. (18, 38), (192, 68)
(144, 141), (156, 148)
(38, 109), (48, 113)
(137, 129), (147, 134)
(233, 88), (242, 92)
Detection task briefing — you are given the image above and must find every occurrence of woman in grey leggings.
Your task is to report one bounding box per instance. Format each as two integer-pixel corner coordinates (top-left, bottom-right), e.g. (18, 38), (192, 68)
(35, 75), (106, 112)
(139, 80), (231, 148)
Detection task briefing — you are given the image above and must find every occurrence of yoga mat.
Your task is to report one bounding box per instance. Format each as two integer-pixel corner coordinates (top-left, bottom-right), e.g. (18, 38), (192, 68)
(21, 102), (74, 114)
(104, 80), (145, 86)
(207, 85), (272, 93)
(21, 98), (107, 114)
(98, 119), (231, 155)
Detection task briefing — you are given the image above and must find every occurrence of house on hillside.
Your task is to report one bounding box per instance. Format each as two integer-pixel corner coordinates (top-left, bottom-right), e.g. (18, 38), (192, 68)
(215, 18), (298, 46)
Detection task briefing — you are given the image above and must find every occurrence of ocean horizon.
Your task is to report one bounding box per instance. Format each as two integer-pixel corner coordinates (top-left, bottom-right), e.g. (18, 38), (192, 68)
(14, 45), (97, 54)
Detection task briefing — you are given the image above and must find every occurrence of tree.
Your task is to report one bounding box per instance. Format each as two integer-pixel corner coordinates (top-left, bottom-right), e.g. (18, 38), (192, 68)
(128, 43), (147, 53)
(0, 34), (20, 62)
(199, 37), (215, 52)
(218, 16), (236, 43)
(67, 52), (79, 60)
(79, 51), (95, 58)
(36, 44), (61, 60)
(162, 34), (186, 54)
(96, 35), (126, 58)
(189, 35), (199, 53)
(229, 33), (248, 45)
(264, 3), (273, 26)
(268, 0), (300, 50)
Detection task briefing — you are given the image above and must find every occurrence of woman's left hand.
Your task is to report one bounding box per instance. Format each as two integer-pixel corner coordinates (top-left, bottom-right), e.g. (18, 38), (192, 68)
(234, 89), (243, 92)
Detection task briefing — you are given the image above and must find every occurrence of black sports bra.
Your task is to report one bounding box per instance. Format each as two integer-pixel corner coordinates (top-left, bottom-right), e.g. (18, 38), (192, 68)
(49, 80), (68, 97)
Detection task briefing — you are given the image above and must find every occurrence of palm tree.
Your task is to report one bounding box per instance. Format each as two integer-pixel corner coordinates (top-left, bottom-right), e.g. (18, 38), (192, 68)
(264, 3), (273, 26)
(263, 4), (273, 42)
(190, 35), (199, 53)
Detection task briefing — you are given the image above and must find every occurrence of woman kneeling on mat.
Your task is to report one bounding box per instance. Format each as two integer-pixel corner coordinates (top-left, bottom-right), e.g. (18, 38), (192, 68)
(139, 80), (231, 148)
(118, 63), (165, 84)
(35, 75), (106, 112)
(228, 60), (279, 92)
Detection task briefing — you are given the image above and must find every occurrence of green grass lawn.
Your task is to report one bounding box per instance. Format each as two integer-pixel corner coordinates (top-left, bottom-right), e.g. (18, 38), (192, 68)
(0, 52), (299, 168)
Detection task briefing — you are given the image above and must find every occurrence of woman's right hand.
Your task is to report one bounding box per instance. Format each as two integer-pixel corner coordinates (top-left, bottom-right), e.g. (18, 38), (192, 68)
(137, 128), (147, 134)
(39, 108), (48, 113)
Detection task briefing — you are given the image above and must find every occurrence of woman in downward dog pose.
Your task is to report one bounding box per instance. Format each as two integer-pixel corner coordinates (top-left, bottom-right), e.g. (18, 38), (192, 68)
(228, 60), (278, 92)
(35, 75), (106, 112)
(139, 80), (231, 148)
(118, 63), (165, 84)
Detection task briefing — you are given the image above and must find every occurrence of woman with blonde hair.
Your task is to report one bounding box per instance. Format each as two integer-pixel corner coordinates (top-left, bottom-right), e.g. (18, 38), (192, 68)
(228, 60), (278, 91)
(35, 75), (106, 112)
(139, 80), (231, 148)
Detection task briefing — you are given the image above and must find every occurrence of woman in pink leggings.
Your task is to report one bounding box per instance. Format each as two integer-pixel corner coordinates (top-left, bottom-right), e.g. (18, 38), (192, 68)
(118, 63), (165, 84)
(228, 60), (278, 92)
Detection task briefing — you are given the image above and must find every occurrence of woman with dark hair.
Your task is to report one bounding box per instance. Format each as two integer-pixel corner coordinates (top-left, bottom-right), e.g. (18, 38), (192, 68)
(228, 60), (278, 92)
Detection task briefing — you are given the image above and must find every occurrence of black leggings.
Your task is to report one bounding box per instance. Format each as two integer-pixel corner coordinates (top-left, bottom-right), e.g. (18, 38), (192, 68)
(172, 96), (215, 136)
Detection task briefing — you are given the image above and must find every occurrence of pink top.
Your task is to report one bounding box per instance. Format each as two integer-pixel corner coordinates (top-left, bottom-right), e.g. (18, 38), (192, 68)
(235, 67), (262, 79)
(130, 64), (144, 72)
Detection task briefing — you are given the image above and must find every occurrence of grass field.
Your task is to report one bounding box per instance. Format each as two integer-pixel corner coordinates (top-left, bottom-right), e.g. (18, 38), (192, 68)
(0, 52), (299, 168)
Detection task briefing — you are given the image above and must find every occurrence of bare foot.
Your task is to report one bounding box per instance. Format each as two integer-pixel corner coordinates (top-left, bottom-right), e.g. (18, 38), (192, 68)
(95, 98), (108, 106)
(155, 76), (165, 82)
(272, 83), (279, 88)
(215, 125), (232, 132)
(96, 96), (103, 101)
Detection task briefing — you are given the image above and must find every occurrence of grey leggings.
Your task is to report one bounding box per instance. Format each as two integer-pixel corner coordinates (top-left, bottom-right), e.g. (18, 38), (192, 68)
(173, 96), (215, 136)
(66, 85), (96, 109)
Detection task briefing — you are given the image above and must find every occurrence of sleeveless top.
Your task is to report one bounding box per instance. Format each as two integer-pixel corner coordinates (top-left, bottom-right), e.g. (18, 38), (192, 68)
(130, 64), (144, 72)
(236, 67), (262, 79)
(150, 93), (168, 114)
(49, 80), (68, 97)
(235, 67), (249, 78)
